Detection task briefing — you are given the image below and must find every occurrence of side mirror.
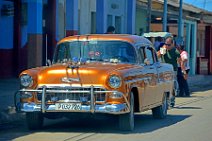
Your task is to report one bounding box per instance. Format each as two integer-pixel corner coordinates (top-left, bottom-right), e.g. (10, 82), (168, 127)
(46, 59), (52, 66)
(144, 58), (150, 65)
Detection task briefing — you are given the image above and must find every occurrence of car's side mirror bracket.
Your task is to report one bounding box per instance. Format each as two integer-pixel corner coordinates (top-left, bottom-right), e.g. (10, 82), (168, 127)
(46, 59), (52, 66)
(144, 58), (150, 65)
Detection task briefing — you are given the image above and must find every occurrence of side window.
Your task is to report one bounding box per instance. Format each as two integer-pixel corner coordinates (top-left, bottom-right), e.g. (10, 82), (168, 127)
(138, 47), (145, 64)
(145, 47), (154, 65)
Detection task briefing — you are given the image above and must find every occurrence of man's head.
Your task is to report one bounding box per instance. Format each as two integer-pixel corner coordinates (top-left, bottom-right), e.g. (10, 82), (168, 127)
(106, 26), (115, 34)
(164, 37), (174, 50)
(176, 44), (185, 51)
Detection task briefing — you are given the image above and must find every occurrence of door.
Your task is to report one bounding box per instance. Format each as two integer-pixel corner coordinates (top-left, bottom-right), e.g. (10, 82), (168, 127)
(138, 46), (158, 110)
(107, 15), (122, 33)
(143, 47), (159, 106)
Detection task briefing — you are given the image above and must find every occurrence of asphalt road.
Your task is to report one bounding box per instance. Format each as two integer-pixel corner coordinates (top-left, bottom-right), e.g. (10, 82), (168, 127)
(0, 88), (212, 141)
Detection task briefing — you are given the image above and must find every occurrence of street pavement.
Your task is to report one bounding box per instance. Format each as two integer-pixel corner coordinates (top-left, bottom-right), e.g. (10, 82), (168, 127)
(0, 75), (212, 124)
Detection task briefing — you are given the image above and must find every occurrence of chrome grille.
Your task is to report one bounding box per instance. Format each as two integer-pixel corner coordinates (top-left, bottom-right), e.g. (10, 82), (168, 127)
(36, 86), (106, 103)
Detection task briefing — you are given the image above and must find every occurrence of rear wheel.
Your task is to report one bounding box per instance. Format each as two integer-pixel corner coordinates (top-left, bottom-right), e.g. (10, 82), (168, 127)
(152, 94), (168, 119)
(26, 112), (44, 130)
(119, 92), (134, 131)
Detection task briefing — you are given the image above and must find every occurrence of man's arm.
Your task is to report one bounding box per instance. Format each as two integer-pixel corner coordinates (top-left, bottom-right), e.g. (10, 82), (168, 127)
(157, 50), (162, 58)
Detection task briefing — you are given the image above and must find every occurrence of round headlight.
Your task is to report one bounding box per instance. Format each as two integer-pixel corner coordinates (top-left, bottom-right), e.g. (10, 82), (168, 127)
(108, 75), (122, 88)
(20, 74), (33, 87)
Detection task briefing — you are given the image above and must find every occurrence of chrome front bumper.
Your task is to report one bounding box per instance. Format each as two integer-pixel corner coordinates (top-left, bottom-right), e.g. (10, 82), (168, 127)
(20, 102), (127, 114)
(15, 85), (130, 114)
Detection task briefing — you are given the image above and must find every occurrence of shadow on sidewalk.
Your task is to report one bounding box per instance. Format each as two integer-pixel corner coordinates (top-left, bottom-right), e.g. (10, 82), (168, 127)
(188, 75), (212, 93)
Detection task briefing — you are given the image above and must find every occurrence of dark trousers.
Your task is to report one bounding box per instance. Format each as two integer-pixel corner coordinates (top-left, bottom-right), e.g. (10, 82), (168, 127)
(177, 67), (190, 96)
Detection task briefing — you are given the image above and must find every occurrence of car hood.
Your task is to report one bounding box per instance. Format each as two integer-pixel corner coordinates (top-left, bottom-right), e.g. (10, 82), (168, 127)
(22, 62), (138, 87)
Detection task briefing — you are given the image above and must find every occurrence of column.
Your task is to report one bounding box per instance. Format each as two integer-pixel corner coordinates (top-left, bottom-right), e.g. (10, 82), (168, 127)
(27, 0), (43, 68)
(178, 0), (183, 43)
(96, 0), (106, 33)
(185, 20), (197, 75)
(186, 23), (191, 54)
(127, 0), (136, 34)
(163, 0), (167, 32)
(66, 0), (78, 36)
(208, 26), (212, 74)
(20, 1), (28, 74)
(79, 0), (90, 34)
(191, 22), (197, 75)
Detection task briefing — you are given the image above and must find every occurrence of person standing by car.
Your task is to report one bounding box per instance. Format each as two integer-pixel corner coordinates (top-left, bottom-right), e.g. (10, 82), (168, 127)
(177, 44), (190, 97)
(157, 37), (181, 107)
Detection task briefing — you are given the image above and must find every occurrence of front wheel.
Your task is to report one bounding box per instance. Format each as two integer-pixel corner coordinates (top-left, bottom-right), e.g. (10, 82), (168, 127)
(26, 112), (44, 130)
(152, 94), (168, 119)
(119, 92), (134, 131)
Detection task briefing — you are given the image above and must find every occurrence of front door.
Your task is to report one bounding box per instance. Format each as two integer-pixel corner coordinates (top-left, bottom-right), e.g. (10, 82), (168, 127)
(138, 47), (158, 110)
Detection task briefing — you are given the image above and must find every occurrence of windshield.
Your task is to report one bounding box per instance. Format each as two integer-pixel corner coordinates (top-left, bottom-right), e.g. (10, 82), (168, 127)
(53, 41), (137, 64)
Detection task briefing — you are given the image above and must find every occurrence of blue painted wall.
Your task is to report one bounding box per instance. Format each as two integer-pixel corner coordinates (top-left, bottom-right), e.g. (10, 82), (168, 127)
(96, 0), (105, 34)
(21, 25), (28, 48)
(127, 0), (136, 34)
(27, 0), (42, 34)
(66, 0), (78, 31)
(0, 1), (14, 49)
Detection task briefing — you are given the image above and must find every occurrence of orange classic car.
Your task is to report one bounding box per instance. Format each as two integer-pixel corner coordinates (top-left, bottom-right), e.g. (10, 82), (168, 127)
(15, 34), (174, 131)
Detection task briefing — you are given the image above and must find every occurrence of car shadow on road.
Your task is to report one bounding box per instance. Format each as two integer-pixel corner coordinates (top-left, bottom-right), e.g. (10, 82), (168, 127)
(0, 114), (191, 140)
(41, 113), (191, 134)
(173, 106), (202, 110)
(132, 114), (191, 133)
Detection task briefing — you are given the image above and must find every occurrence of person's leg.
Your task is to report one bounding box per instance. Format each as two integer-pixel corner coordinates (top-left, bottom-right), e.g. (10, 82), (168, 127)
(183, 69), (190, 96)
(170, 71), (178, 107)
(183, 79), (190, 96)
(177, 75), (184, 96)
(177, 68), (184, 97)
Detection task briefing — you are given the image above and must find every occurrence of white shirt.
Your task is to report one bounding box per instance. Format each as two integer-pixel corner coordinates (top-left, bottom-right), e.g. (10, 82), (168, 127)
(180, 51), (190, 70)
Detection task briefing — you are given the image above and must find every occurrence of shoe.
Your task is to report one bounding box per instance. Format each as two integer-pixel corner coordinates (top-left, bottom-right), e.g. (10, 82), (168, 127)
(177, 95), (184, 97)
(184, 95), (190, 97)
(170, 97), (175, 107)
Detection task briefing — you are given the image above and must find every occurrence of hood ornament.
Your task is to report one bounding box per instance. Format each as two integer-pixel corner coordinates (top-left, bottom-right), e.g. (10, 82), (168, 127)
(61, 77), (80, 83)
(61, 57), (84, 85)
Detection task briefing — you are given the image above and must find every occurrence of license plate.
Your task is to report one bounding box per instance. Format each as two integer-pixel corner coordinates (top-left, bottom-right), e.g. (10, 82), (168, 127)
(55, 103), (82, 110)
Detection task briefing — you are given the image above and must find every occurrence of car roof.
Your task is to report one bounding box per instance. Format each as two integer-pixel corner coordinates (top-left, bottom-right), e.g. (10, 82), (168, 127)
(142, 32), (173, 38)
(58, 34), (152, 47)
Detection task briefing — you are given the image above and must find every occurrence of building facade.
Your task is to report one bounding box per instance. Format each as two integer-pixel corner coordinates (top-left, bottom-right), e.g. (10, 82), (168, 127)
(136, 0), (212, 75)
(0, 0), (136, 78)
(0, 0), (211, 78)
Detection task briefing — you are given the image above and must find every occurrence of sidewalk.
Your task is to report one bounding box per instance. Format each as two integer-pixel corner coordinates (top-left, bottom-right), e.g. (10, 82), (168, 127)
(0, 75), (212, 124)
(0, 78), (24, 123)
(188, 75), (212, 92)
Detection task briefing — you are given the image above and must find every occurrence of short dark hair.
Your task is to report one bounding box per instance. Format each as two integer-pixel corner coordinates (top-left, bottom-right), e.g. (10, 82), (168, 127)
(107, 26), (115, 32)
(180, 45), (185, 50)
(165, 36), (174, 44)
